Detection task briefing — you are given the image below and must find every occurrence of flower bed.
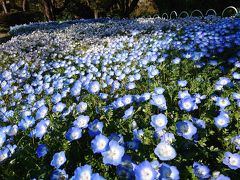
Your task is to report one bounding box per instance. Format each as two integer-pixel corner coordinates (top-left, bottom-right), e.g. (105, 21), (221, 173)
(0, 16), (240, 179)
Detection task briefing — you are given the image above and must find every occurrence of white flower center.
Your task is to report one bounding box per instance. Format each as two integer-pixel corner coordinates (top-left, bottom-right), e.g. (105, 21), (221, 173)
(140, 168), (153, 180)
(97, 139), (106, 150)
(108, 147), (120, 160)
(158, 144), (173, 157)
(80, 171), (91, 180)
(229, 157), (238, 166)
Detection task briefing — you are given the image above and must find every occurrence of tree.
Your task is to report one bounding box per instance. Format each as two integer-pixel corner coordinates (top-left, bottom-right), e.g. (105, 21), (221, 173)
(1, 0), (8, 13)
(41, 0), (55, 21)
(115, 0), (140, 17)
(22, 0), (29, 11)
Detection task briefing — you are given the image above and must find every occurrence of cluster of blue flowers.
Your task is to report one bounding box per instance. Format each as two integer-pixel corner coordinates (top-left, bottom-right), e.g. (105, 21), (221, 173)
(0, 15), (239, 179)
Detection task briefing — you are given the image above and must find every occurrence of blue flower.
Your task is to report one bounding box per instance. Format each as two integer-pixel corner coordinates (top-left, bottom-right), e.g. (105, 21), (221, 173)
(50, 151), (66, 169)
(123, 106), (134, 120)
(215, 97), (230, 110)
(154, 142), (176, 161)
(177, 80), (187, 87)
(36, 144), (48, 158)
(178, 96), (197, 112)
(231, 135), (240, 150)
(213, 174), (230, 180)
(160, 132), (175, 144)
(192, 118), (206, 129)
(76, 102), (88, 113)
(65, 127), (82, 142)
(88, 119), (103, 136)
(150, 95), (167, 110)
(91, 134), (109, 153)
(159, 163), (180, 180)
(34, 119), (50, 139)
(88, 81), (100, 94)
(72, 164), (92, 180)
(150, 113), (168, 129)
(154, 87), (165, 95)
(36, 105), (48, 120)
(102, 140), (125, 166)
(51, 169), (68, 180)
(73, 115), (90, 129)
(51, 93), (62, 104)
(223, 152), (240, 170)
(214, 111), (230, 128)
(193, 162), (211, 179)
(134, 160), (157, 180)
(176, 120), (197, 140)
(18, 116), (36, 130)
(0, 132), (6, 148)
(52, 102), (66, 113)
(91, 173), (106, 180)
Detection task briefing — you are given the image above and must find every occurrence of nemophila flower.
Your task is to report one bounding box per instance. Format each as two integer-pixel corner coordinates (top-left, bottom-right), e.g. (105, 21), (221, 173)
(133, 129), (144, 141)
(73, 115), (90, 129)
(150, 95), (167, 110)
(214, 111), (230, 128)
(232, 92), (240, 100)
(102, 140), (125, 166)
(192, 118), (206, 129)
(148, 65), (159, 78)
(88, 81), (100, 94)
(150, 113), (168, 129)
(99, 93), (108, 100)
(176, 120), (197, 140)
(0, 132), (6, 148)
(51, 169), (68, 180)
(126, 139), (140, 150)
(52, 102), (66, 113)
(91, 173), (106, 180)
(139, 92), (151, 102)
(215, 97), (230, 110)
(231, 135), (240, 150)
(6, 125), (18, 136)
(36, 105), (48, 120)
(18, 116), (36, 130)
(178, 90), (190, 99)
(36, 144), (48, 158)
(172, 57), (181, 64)
(122, 95), (133, 106)
(154, 142), (176, 161)
(134, 160), (157, 180)
(51, 93), (62, 104)
(123, 106), (134, 120)
(91, 134), (109, 153)
(126, 82), (136, 90)
(51, 151), (66, 169)
(223, 152), (240, 170)
(212, 174), (230, 180)
(76, 102), (87, 113)
(34, 119), (50, 139)
(88, 119), (103, 136)
(177, 80), (187, 87)
(71, 164), (92, 180)
(161, 132), (175, 144)
(193, 162), (211, 179)
(154, 87), (165, 95)
(159, 163), (180, 180)
(27, 94), (35, 104)
(0, 147), (9, 162)
(232, 72), (240, 79)
(178, 96), (197, 112)
(216, 77), (231, 86)
(70, 81), (81, 96)
(65, 127), (82, 142)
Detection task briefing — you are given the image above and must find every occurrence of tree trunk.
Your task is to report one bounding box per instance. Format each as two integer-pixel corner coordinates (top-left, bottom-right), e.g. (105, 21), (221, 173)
(1, 0), (8, 14)
(94, 9), (98, 19)
(42, 0), (55, 21)
(22, 0), (29, 11)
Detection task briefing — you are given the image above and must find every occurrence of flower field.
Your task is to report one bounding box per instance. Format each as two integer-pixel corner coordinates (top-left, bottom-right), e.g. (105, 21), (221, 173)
(0, 16), (240, 179)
